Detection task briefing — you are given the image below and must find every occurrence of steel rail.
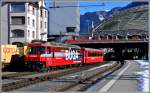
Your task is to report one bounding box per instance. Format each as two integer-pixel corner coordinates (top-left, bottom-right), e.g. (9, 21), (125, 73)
(2, 63), (104, 92)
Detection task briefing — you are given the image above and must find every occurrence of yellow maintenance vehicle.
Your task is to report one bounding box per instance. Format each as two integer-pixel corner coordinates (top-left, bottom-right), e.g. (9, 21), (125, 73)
(1, 45), (27, 69)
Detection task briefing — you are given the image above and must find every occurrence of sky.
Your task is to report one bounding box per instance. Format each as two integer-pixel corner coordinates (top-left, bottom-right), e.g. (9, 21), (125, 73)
(80, 1), (131, 15)
(45, 1), (131, 15)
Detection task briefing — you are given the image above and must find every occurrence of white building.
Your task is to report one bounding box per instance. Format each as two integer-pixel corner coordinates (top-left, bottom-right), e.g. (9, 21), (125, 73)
(48, 1), (80, 42)
(0, 0), (48, 45)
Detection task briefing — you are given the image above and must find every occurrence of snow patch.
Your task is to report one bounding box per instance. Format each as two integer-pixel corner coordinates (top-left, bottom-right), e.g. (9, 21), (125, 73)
(134, 60), (149, 92)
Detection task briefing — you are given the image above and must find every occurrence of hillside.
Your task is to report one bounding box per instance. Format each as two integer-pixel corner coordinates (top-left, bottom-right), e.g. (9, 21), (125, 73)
(94, 4), (148, 32)
(80, 11), (108, 34)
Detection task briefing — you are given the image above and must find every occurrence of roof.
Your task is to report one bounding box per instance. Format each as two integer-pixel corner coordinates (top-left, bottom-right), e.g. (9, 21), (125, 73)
(28, 42), (81, 49)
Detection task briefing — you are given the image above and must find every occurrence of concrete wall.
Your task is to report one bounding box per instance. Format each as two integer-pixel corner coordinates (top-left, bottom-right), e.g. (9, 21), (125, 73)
(49, 2), (80, 36)
(0, 2), (9, 44)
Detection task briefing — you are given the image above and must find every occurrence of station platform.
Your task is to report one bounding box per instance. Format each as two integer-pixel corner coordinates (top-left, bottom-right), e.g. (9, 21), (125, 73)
(87, 60), (140, 92)
(103, 61), (139, 92)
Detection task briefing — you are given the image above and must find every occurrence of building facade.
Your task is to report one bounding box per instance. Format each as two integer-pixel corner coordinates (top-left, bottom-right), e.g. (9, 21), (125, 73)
(48, 1), (80, 42)
(1, 0), (48, 45)
(1, 1), (9, 44)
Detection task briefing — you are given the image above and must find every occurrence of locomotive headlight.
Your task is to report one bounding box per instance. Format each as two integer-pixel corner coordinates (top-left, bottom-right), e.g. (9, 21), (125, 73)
(30, 55), (37, 57)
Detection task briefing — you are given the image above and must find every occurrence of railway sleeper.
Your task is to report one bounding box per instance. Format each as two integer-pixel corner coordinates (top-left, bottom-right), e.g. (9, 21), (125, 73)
(3, 62), (114, 92)
(58, 62), (121, 91)
(78, 63), (122, 91)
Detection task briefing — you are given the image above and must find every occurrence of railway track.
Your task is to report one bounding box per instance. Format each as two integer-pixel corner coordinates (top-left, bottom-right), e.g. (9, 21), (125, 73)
(2, 67), (71, 79)
(54, 61), (123, 92)
(2, 64), (84, 79)
(2, 72), (39, 79)
(11, 61), (123, 92)
(2, 62), (105, 92)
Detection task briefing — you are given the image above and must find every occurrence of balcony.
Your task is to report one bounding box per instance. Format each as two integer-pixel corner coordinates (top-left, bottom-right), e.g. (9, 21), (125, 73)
(11, 29), (24, 38)
(10, 29), (25, 43)
(10, 16), (25, 25)
(10, 37), (25, 44)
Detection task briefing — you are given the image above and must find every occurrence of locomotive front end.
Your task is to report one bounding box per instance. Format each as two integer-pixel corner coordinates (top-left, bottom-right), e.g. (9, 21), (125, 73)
(25, 43), (49, 71)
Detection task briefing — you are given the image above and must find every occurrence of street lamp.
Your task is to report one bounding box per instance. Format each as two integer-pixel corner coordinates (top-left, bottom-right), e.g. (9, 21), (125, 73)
(86, 20), (90, 34)
(91, 21), (94, 39)
(117, 19), (121, 31)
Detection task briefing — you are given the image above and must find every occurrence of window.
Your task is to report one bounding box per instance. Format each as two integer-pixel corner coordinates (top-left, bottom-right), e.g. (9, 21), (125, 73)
(11, 3), (25, 12)
(11, 16), (25, 25)
(40, 21), (42, 28)
(28, 5), (30, 12)
(32, 19), (35, 27)
(88, 52), (97, 57)
(32, 7), (35, 15)
(45, 22), (46, 28)
(28, 30), (30, 37)
(32, 31), (35, 38)
(28, 46), (45, 54)
(28, 17), (30, 25)
(40, 10), (43, 17)
(45, 11), (47, 18)
(66, 27), (76, 32)
(11, 29), (24, 37)
(46, 47), (51, 54)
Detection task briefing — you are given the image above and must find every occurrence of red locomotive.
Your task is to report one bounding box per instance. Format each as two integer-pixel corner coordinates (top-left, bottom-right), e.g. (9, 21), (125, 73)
(25, 42), (104, 71)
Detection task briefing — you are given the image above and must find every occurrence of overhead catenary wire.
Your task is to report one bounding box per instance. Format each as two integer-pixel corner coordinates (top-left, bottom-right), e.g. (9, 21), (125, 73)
(49, 3), (105, 8)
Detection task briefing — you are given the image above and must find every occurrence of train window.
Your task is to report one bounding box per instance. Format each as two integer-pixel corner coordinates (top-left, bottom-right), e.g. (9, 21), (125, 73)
(99, 53), (101, 56)
(29, 46), (45, 54)
(93, 53), (95, 56)
(52, 49), (54, 58)
(88, 52), (96, 57)
(88, 52), (91, 57)
(97, 53), (100, 56)
(87, 51), (103, 57)
(46, 47), (51, 54)
(94, 52), (96, 56)
(97, 53), (98, 56)
(93, 52), (95, 56)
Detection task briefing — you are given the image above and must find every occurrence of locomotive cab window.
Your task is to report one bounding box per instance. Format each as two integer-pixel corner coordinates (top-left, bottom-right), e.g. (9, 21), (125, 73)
(28, 46), (46, 54)
(46, 47), (51, 54)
